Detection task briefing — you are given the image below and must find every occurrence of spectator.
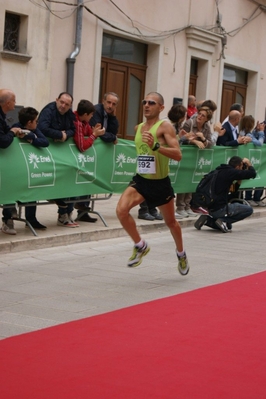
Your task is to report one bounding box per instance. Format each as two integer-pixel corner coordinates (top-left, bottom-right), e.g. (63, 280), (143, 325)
(89, 92), (119, 144)
(0, 89), (26, 235)
(38, 92), (78, 227)
(175, 106), (213, 219)
(217, 110), (248, 146)
(194, 156), (256, 232)
(12, 107), (49, 229)
(222, 103), (244, 135)
(73, 99), (105, 222)
(187, 95), (197, 119)
(75, 92), (120, 221)
(239, 115), (265, 207)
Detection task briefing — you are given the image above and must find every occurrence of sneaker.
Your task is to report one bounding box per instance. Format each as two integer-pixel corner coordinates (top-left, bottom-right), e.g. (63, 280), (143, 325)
(149, 211), (163, 220)
(256, 201), (266, 207)
(57, 213), (77, 228)
(2, 219), (16, 235)
(175, 210), (189, 218)
(247, 200), (259, 207)
(215, 218), (228, 233)
(194, 214), (208, 230)
(177, 252), (189, 276)
(68, 212), (79, 227)
(138, 213), (155, 221)
(186, 208), (198, 217)
(227, 222), (232, 232)
(127, 241), (150, 267)
(191, 206), (209, 215)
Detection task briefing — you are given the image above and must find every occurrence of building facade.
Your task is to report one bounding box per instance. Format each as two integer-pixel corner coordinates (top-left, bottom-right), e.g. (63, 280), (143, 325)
(1, 0), (266, 138)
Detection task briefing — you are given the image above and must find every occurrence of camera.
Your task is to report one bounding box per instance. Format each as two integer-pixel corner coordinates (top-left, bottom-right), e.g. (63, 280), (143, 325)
(242, 162), (248, 170)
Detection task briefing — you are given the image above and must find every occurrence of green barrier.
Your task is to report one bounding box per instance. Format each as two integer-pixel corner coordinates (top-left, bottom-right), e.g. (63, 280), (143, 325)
(0, 138), (265, 204)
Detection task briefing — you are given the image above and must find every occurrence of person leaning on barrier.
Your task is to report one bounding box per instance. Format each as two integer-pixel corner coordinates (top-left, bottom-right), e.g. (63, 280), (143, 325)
(239, 115), (265, 207)
(174, 106), (213, 220)
(12, 106), (49, 230)
(0, 89), (28, 235)
(38, 92), (78, 228)
(217, 110), (248, 147)
(74, 92), (120, 221)
(89, 92), (119, 144)
(73, 99), (105, 223)
(194, 156), (256, 233)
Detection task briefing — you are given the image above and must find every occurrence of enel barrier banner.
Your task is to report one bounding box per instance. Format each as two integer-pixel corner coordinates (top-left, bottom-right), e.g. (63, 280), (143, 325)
(0, 138), (265, 204)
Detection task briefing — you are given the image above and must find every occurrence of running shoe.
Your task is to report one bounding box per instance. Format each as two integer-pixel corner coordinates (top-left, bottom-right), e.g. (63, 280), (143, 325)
(127, 241), (150, 267)
(177, 252), (189, 276)
(215, 218), (228, 233)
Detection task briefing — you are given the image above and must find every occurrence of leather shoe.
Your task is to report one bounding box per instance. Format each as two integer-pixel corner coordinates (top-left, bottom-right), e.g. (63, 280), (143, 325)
(138, 212), (155, 221)
(26, 220), (47, 229)
(150, 212), (163, 220)
(74, 203), (91, 212)
(76, 213), (97, 223)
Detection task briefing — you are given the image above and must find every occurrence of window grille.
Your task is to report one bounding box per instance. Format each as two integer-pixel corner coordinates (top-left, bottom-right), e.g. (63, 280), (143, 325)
(4, 13), (20, 53)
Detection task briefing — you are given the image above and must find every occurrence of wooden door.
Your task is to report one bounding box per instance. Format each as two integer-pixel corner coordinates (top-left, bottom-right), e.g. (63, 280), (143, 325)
(220, 82), (247, 122)
(100, 58), (146, 139)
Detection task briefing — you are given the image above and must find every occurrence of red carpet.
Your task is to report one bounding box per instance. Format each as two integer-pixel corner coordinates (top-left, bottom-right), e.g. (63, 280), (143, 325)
(1, 272), (266, 399)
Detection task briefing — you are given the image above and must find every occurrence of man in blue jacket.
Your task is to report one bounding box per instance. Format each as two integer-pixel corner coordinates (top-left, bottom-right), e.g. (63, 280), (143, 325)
(38, 92), (78, 227)
(217, 110), (247, 146)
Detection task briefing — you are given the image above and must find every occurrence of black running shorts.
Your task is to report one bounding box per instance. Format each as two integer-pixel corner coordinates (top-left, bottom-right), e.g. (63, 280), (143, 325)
(129, 174), (174, 209)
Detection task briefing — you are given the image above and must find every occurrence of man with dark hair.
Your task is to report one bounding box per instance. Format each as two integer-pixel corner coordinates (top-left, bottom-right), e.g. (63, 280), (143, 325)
(194, 156), (256, 233)
(38, 92), (77, 227)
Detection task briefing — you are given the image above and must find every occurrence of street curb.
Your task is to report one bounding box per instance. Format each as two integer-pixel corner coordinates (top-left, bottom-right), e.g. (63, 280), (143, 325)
(0, 209), (265, 254)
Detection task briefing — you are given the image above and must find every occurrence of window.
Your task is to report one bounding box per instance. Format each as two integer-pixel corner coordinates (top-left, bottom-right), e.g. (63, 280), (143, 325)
(1, 12), (31, 62)
(223, 67), (247, 85)
(4, 12), (20, 52)
(102, 34), (147, 65)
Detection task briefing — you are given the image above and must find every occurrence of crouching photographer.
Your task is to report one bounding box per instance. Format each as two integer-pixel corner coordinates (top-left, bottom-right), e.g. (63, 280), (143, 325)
(194, 156), (256, 232)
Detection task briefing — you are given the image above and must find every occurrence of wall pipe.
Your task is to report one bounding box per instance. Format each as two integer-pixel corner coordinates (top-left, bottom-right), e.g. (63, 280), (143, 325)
(66, 0), (83, 95)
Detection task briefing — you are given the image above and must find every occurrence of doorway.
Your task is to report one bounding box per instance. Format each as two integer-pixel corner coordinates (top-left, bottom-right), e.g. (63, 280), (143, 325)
(220, 66), (247, 122)
(100, 34), (147, 140)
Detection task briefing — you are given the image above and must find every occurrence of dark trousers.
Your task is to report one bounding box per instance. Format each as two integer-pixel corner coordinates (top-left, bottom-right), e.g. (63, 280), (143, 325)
(138, 200), (157, 216)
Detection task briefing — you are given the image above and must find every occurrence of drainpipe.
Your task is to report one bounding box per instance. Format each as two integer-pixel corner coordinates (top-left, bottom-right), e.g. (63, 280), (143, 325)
(66, 0), (83, 95)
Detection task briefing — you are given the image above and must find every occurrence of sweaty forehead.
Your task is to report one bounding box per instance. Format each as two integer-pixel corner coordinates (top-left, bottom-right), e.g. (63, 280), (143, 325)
(145, 94), (159, 102)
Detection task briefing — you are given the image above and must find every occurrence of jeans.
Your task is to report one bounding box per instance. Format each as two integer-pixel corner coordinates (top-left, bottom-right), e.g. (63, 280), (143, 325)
(55, 199), (74, 216)
(209, 202), (253, 227)
(245, 189), (264, 202)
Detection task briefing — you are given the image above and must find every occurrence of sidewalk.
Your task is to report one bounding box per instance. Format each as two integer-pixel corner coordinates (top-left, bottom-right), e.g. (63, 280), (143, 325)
(1, 194), (266, 254)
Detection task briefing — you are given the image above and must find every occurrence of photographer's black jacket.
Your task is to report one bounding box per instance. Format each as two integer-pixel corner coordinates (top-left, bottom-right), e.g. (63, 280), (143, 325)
(211, 163), (256, 211)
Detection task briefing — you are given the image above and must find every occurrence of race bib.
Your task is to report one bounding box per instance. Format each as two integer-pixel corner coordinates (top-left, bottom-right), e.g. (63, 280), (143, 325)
(137, 155), (156, 174)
